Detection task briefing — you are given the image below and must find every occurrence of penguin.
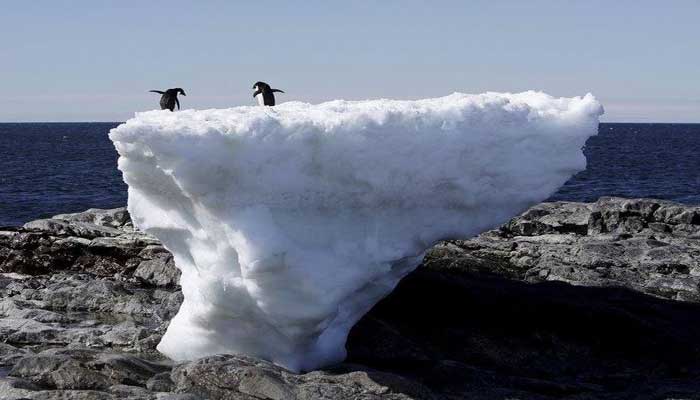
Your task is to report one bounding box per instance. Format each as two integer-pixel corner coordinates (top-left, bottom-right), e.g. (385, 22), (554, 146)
(149, 88), (186, 111)
(252, 82), (284, 106)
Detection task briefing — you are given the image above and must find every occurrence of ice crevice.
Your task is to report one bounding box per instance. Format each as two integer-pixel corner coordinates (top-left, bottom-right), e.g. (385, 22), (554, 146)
(109, 91), (603, 372)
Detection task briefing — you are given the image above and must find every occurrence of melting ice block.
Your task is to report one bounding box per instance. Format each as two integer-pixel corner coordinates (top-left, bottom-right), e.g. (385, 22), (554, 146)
(109, 92), (603, 372)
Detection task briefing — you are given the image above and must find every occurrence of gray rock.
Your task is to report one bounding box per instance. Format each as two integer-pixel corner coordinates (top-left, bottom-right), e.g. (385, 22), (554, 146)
(24, 219), (124, 239)
(5, 199), (700, 399)
(0, 343), (34, 366)
(134, 255), (180, 288)
(9, 349), (170, 392)
(342, 197), (700, 399)
(108, 384), (154, 398)
(0, 377), (40, 400)
(0, 273), (176, 358)
(25, 391), (116, 400)
(52, 208), (131, 230)
(154, 394), (201, 400)
(170, 354), (434, 400)
(2, 208), (162, 277)
(147, 372), (175, 393)
(10, 352), (110, 390)
(426, 197), (700, 302)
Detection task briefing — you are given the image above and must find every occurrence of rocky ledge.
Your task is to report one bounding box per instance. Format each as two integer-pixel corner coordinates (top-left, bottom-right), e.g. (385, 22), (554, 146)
(2, 197), (700, 399)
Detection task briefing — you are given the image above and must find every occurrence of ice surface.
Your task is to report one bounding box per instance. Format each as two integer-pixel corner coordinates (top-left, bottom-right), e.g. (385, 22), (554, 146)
(109, 92), (603, 372)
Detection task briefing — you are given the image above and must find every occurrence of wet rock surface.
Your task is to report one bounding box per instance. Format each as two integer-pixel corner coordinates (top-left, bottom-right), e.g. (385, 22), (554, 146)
(2, 198), (700, 399)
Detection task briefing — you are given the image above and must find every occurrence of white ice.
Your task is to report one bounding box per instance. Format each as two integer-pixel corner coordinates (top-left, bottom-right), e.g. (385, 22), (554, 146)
(109, 92), (603, 372)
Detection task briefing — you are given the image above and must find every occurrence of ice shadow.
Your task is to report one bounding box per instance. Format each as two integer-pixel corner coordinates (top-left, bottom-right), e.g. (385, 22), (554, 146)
(345, 266), (700, 398)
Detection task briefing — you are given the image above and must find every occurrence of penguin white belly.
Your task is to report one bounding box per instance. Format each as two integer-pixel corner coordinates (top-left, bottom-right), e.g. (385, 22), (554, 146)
(255, 93), (265, 106)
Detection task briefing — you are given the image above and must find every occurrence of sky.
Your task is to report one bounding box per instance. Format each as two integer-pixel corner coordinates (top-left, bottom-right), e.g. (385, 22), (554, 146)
(0, 0), (698, 122)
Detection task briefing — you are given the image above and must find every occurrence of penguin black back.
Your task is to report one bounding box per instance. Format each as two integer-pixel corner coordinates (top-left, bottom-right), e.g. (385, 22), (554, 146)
(252, 82), (284, 106)
(149, 88), (186, 111)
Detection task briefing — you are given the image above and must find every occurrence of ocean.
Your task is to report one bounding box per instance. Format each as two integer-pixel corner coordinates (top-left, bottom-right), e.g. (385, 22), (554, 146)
(1, 123), (699, 227)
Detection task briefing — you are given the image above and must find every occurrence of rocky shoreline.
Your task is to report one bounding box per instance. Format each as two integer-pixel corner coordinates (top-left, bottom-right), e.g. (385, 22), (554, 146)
(2, 197), (700, 399)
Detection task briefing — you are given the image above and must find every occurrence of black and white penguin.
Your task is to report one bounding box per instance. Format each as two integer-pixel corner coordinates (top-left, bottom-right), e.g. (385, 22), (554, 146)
(252, 82), (284, 106)
(149, 88), (186, 111)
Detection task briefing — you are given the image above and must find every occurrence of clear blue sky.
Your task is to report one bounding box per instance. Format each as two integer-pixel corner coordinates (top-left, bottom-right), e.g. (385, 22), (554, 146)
(1, 0), (698, 122)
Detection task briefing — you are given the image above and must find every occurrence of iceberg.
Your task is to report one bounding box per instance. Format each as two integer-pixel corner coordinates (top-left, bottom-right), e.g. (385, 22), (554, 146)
(109, 92), (603, 372)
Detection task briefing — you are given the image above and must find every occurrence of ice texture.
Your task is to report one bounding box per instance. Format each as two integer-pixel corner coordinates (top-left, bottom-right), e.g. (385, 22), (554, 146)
(109, 92), (603, 372)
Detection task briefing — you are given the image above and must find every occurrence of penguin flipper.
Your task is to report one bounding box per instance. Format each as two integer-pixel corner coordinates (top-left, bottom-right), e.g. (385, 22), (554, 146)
(272, 89), (285, 93)
(253, 90), (262, 98)
(176, 98), (180, 110)
(149, 90), (165, 94)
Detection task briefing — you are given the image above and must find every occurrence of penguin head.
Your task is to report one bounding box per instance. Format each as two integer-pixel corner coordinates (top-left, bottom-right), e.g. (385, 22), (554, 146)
(253, 81), (270, 91)
(175, 88), (186, 96)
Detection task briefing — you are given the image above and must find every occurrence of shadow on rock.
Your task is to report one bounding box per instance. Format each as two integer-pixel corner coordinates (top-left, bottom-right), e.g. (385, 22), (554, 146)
(348, 266), (700, 399)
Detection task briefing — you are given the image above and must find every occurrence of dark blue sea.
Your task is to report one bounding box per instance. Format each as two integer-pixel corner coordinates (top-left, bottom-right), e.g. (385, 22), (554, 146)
(1, 123), (699, 227)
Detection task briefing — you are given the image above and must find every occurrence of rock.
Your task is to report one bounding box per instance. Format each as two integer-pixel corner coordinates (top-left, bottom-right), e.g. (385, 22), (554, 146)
(154, 394), (201, 400)
(134, 252), (180, 288)
(10, 352), (111, 390)
(429, 197), (700, 302)
(345, 197), (700, 398)
(9, 349), (169, 392)
(170, 354), (434, 400)
(1, 208), (162, 277)
(52, 208), (131, 230)
(108, 384), (154, 398)
(0, 377), (40, 399)
(0, 343), (34, 366)
(25, 390), (116, 400)
(147, 372), (175, 392)
(0, 273), (177, 357)
(4, 199), (700, 398)
(24, 219), (123, 239)
(89, 352), (170, 385)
